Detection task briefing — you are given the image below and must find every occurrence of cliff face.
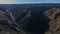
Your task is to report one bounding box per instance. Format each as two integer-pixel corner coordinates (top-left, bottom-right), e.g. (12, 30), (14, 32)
(45, 7), (60, 34)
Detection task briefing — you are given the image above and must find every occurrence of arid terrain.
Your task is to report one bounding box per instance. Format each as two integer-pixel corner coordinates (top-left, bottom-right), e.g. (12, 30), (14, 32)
(45, 7), (60, 34)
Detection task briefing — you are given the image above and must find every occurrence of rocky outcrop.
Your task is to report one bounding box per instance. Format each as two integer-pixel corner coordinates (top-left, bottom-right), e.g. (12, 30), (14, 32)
(45, 7), (60, 34)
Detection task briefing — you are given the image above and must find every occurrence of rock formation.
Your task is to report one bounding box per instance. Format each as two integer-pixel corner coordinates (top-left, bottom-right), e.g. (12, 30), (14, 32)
(45, 7), (60, 34)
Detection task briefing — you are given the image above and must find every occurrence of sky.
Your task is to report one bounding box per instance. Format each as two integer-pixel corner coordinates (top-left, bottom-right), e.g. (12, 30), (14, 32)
(0, 0), (60, 4)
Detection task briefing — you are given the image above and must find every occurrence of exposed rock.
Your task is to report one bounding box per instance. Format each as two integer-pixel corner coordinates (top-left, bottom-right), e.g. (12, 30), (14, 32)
(45, 7), (60, 34)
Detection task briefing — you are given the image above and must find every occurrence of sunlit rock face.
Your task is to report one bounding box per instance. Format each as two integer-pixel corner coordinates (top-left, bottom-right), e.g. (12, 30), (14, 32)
(45, 7), (60, 34)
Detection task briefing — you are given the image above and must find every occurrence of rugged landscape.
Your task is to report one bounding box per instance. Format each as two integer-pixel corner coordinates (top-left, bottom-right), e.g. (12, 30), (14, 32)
(0, 4), (60, 34)
(45, 7), (60, 34)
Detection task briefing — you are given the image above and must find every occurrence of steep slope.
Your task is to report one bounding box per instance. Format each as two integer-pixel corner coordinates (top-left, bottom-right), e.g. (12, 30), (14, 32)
(45, 7), (60, 34)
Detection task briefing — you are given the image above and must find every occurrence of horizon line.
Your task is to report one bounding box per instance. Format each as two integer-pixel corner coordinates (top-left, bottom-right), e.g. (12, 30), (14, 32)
(0, 2), (60, 4)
